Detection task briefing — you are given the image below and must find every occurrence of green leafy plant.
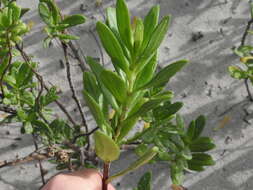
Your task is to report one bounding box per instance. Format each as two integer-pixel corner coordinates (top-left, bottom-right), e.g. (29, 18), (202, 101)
(0, 0), (215, 189)
(83, 0), (215, 189)
(229, 2), (253, 101)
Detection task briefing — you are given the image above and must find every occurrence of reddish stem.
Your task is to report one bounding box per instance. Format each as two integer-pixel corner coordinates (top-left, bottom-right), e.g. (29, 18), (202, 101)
(102, 162), (110, 190)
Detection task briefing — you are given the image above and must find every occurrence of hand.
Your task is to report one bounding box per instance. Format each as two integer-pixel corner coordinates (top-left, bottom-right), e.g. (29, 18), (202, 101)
(41, 169), (115, 190)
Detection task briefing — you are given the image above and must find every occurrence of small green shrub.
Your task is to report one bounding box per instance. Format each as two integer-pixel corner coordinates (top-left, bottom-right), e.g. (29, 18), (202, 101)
(229, 2), (253, 101)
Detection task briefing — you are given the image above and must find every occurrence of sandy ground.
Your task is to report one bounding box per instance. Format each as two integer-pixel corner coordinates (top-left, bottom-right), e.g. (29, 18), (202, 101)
(1, 0), (253, 189)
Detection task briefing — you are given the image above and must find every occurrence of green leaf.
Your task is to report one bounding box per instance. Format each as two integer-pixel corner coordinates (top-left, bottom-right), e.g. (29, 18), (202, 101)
(42, 86), (59, 106)
(32, 120), (54, 138)
(38, 2), (52, 25)
(43, 37), (52, 48)
(169, 134), (185, 150)
(58, 34), (79, 40)
(170, 163), (184, 185)
(9, 2), (21, 22)
(117, 116), (139, 142)
(86, 57), (119, 111)
(141, 5), (160, 52)
(96, 21), (129, 73)
(135, 144), (149, 157)
(7, 6), (13, 26)
(94, 130), (120, 162)
(116, 0), (132, 49)
(61, 14), (86, 27)
(17, 109), (27, 121)
(134, 54), (157, 90)
(126, 91), (146, 117)
(3, 98), (12, 105)
(106, 7), (118, 32)
(20, 91), (35, 106)
(100, 70), (127, 103)
(40, 0), (60, 25)
(107, 147), (159, 183)
(187, 162), (204, 172)
(228, 66), (247, 79)
(106, 7), (131, 60)
(83, 71), (101, 101)
(160, 136), (179, 152)
(194, 115), (206, 139)
(137, 172), (152, 190)
(181, 147), (192, 160)
(158, 151), (173, 161)
(83, 72), (108, 117)
(176, 114), (185, 133)
(1, 9), (11, 27)
(16, 62), (33, 87)
(234, 45), (253, 57)
(153, 102), (183, 121)
(50, 119), (73, 140)
(140, 60), (188, 90)
(131, 98), (165, 118)
(133, 17), (144, 53)
(189, 153), (215, 166)
(23, 122), (33, 134)
(189, 137), (216, 152)
(0, 57), (9, 76)
(186, 120), (195, 141)
(83, 90), (107, 132)
(141, 15), (170, 59)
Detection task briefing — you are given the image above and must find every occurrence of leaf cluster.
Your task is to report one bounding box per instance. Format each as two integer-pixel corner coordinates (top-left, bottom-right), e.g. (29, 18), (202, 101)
(229, 3), (253, 84)
(0, 2), (29, 57)
(38, 0), (86, 46)
(82, 0), (215, 186)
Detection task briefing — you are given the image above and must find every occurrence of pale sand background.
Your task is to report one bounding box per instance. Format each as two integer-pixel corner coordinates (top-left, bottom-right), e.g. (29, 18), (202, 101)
(1, 0), (253, 189)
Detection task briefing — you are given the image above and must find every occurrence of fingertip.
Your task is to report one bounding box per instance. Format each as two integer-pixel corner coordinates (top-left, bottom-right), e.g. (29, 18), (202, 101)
(108, 183), (116, 190)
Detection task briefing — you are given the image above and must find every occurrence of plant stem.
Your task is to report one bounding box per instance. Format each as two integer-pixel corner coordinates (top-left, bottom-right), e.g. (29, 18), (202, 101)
(61, 42), (90, 149)
(102, 162), (110, 190)
(68, 41), (88, 71)
(244, 78), (253, 101)
(241, 19), (253, 46)
(32, 134), (46, 185)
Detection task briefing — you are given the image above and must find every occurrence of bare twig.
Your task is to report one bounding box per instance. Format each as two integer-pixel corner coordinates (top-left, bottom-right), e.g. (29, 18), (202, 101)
(68, 41), (88, 71)
(61, 42), (89, 147)
(0, 152), (49, 169)
(245, 78), (253, 101)
(241, 19), (253, 46)
(32, 134), (46, 185)
(72, 127), (99, 144)
(0, 138), (97, 169)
